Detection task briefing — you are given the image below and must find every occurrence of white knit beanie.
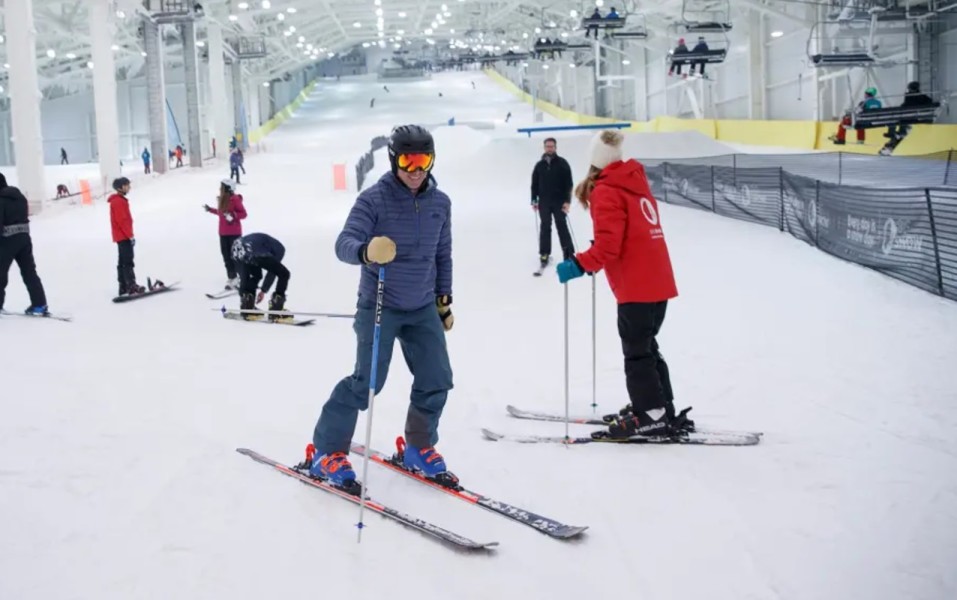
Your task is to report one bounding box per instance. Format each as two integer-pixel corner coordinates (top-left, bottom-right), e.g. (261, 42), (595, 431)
(588, 129), (624, 170)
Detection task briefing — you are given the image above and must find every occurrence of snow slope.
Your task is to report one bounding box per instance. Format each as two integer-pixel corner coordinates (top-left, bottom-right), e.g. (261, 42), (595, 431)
(2, 71), (956, 600)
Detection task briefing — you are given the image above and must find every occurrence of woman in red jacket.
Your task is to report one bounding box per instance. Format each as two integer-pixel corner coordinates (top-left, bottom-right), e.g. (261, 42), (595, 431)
(204, 179), (247, 289)
(556, 130), (688, 438)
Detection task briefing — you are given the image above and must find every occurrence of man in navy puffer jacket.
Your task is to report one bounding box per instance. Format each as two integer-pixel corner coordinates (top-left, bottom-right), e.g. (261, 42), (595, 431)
(310, 125), (457, 491)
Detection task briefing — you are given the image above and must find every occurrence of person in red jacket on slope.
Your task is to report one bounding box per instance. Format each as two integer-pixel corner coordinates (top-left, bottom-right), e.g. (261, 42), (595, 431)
(108, 177), (145, 296)
(556, 130), (692, 438)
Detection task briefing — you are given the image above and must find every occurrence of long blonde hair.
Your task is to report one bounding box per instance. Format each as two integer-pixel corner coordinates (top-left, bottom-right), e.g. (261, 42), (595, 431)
(574, 165), (603, 210)
(217, 184), (232, 213)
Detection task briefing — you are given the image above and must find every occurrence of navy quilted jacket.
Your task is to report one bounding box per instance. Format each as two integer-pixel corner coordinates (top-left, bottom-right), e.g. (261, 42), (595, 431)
(336, 172), (452, 311)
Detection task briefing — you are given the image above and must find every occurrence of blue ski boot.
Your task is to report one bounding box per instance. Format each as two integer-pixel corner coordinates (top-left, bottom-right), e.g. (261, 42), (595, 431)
(397, 437), (460, 489)
(304, 445), (360, 495)
(24, 305), (49, 316)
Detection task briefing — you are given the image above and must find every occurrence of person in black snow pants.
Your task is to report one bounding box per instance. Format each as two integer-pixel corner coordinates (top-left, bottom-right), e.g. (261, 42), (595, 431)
(0, 172), (49, 315)
(530, 137), (575, 268)
(231, 233), (291, 321)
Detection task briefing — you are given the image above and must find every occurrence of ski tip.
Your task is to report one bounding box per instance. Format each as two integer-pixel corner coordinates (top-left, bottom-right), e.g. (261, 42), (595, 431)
(553, 525), (589, 539)
(505, 405), (522, 416)
(480, 428), (504, 441)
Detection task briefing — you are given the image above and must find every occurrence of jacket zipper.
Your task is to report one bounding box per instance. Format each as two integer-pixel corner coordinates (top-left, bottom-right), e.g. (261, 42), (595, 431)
(414, 197), (421, 249)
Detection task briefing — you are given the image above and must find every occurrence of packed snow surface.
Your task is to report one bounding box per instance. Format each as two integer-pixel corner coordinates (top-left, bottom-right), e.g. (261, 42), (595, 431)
(2, 71), (956, 600)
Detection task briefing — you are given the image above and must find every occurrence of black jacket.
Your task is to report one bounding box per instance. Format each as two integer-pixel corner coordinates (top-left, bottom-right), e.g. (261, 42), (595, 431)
(531, 154), (573, 205)
(902, 92), (935, 107)
(0, 184), (31, 237)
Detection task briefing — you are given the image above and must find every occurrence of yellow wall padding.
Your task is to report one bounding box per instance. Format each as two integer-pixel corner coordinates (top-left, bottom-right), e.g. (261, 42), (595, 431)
(717, 119), (816, 149)
(248, 80), (318, 144)
(893, 123), (957, 156)
(484, 68), (955, 154)
(654, 116), (717, 138)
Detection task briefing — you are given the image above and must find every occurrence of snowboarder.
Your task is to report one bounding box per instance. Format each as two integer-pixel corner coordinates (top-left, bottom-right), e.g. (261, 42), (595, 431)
(0, 172), (49, 315)
(204, 179), (247, 290)
(230, 233), (290, 321)
(142, 147), (151, 174)
(60, 148), (68, 165)
(309, 124), (455, 490)
(108, 177), (146, 297)
(531, 137), (575, 268)
(556, 130), (686, 437)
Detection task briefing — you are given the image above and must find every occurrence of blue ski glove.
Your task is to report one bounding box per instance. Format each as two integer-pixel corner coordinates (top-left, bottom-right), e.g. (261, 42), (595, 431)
(556, 258), (584, 284)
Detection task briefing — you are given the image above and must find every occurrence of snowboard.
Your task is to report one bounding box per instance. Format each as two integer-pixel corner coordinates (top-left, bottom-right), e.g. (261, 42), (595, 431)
(222, 311), (315, 327)
(112, 280), (179, 303)
(0, 310), (72, 322)
(206, 288), (238, 300)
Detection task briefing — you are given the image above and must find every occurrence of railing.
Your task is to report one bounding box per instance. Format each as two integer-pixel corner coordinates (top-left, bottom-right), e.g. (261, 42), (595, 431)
(356, 135), (389, 191)
(643, 152), (957, 300)
(516, 123), (632, 137)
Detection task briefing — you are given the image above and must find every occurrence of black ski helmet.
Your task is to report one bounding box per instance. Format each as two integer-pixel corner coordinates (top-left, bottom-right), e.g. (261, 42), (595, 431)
(388, 124), (434, 175)
(112, 177), (131, 191)
(907, 81), (920, 93)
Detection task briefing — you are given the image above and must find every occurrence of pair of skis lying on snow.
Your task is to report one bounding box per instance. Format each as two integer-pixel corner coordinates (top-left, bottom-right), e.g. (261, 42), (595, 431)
(240, 405), (761, 551)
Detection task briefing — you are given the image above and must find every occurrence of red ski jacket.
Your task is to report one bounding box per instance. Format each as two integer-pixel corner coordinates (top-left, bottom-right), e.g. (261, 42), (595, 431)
(205, 194), (247, 236)
(576, 159), (678, 304)
(108, 193), (134, 243)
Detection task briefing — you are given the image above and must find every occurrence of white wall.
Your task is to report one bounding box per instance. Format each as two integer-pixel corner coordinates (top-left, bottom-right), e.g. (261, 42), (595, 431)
(0, 59), (317, 166)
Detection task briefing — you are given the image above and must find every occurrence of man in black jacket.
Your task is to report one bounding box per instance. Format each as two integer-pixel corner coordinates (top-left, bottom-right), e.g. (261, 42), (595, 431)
(531, 137), (575, 268)
(0, 172), (48, 315)
(886, 81), (936, 141)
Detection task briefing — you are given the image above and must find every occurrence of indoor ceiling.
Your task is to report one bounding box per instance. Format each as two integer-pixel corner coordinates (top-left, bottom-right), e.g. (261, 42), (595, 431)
(1, 0), (931, 99)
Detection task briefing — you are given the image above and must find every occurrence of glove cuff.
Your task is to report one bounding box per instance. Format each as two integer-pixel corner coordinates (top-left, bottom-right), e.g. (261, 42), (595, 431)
(436, 294), (452, 307)
(359, 243), (370, 265)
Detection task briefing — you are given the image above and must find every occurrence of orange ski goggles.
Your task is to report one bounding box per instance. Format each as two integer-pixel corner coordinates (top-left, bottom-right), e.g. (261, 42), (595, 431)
(396, 152), (434, 173)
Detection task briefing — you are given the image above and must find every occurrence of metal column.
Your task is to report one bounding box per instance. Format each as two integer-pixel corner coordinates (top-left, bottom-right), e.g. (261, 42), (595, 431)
(143, 17), (169, 173)
(90, 0), (122, 190)
(181, 20), (203, 168)
(206, 21), (231, 155)
(231, 60), (247, 149)
(6, 0), (46, 212)
(748, 9), (767, 119)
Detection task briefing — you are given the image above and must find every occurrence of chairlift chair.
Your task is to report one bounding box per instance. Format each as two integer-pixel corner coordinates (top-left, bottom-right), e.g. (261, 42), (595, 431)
(806, 14), (894, 68)
(608, 14), (648, 40)
(680, 0), (733, 33)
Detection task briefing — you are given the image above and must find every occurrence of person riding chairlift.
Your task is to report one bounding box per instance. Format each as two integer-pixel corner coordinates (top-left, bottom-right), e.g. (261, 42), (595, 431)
(832, 87), (881, 145)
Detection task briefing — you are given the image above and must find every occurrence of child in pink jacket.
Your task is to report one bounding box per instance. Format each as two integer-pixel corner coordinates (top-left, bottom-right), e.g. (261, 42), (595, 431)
(204, 179), (248, 289)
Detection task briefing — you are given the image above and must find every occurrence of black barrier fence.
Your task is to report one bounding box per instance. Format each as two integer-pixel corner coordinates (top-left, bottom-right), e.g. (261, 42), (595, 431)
(648, 162), (957, 301)
(641, 149), (955, 188)
(355, 135), (390, 191)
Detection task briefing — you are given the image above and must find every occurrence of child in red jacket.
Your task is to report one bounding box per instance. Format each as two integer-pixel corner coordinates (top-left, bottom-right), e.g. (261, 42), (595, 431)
(557, 130), (691, 438)
(204, 179), (248, 289)
(108, 177), (145, 296)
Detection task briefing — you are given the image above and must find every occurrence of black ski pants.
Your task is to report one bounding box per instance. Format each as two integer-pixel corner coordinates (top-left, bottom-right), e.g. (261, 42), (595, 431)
(0, 234), (47, 311)
(116, 239), (137, 294)
(239, 257), (290, 297)
(618, 301), (674, 415)
(538, 202), (575, 260)
(220, 235), (240, 279)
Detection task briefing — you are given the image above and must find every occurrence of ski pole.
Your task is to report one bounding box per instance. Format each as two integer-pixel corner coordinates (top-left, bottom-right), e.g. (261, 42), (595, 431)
(563, 279), (570, 444)
(217, 307), (354, 319)
(590, 240), (597, 413)
(357, 266), (386, 542)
